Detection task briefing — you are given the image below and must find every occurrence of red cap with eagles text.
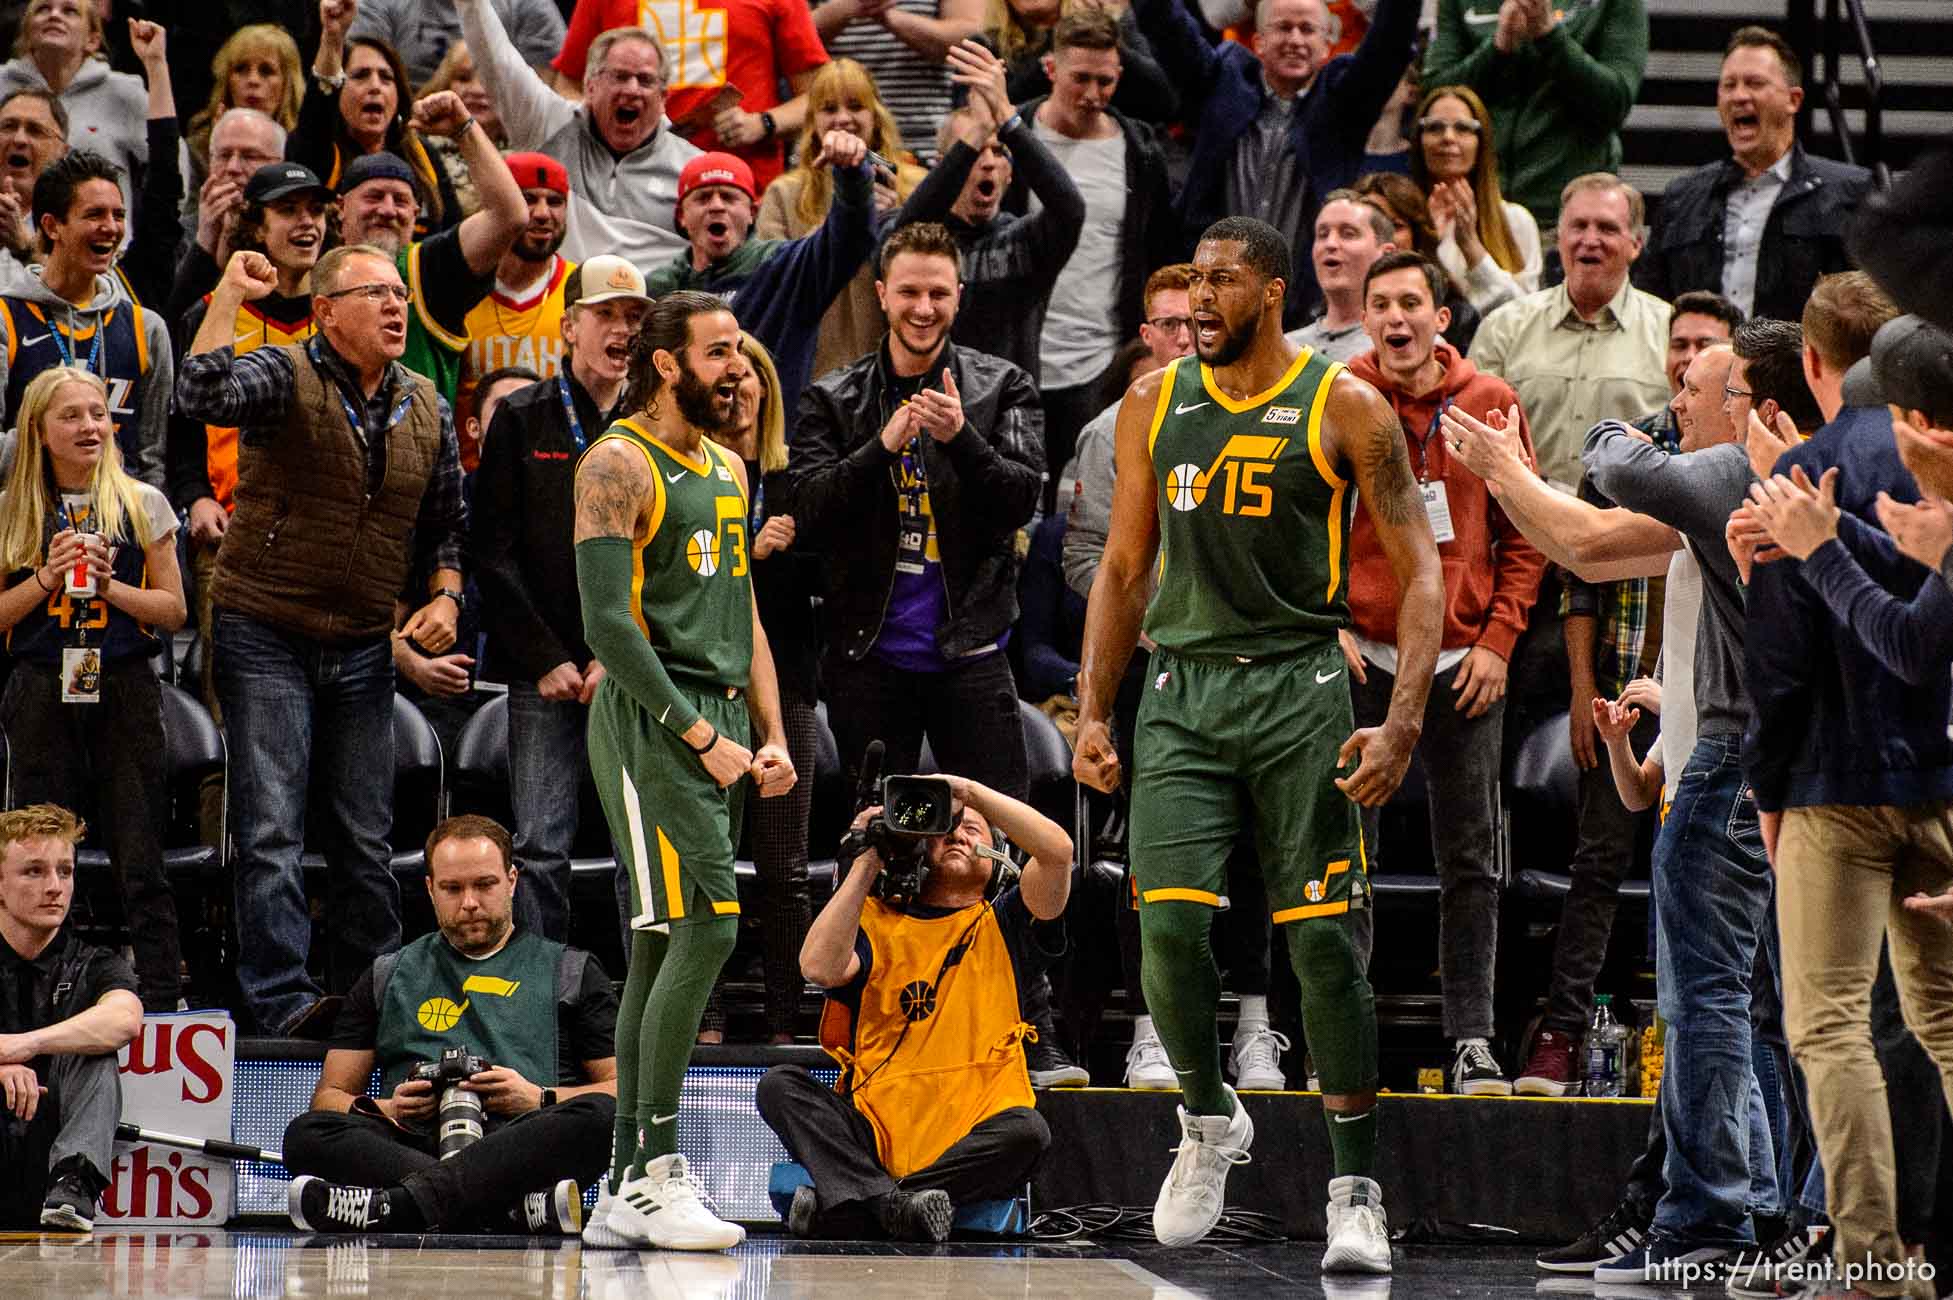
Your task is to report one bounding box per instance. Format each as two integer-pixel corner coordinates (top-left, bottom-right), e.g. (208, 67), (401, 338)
(676, 152), (757, 211)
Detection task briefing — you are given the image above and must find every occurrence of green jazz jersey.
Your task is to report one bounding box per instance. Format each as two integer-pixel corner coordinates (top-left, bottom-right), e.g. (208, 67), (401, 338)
(1141, 347), (1351, 658)
(587, 418), (753, 689)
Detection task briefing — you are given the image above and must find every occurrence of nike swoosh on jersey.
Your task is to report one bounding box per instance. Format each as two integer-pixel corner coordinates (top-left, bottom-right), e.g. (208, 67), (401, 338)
(666, 470), (687, 484)
(1316, 668), (1343, 684)
(20, 332), (50, 346)
(1174, 401), (1211, 415)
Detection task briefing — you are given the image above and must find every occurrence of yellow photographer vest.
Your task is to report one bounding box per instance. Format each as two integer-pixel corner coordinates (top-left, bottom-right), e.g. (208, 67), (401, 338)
(819, 897), (1037, 1178)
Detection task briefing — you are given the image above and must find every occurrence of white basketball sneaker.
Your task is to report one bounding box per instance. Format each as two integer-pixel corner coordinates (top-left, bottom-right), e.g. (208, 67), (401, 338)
(1323, 1174), (1393, 1274)
(1124, 1022), (1178, 1090)
(607, 1154), (745, 1251)
(1152, 1085), (1253, 1246)
(1227, 1026), (1291, 1090)
(582, 1174), (634, 1249)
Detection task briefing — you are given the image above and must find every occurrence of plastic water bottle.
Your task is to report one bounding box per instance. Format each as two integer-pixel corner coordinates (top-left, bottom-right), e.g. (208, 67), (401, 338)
(1584, 995), (1627, 1097)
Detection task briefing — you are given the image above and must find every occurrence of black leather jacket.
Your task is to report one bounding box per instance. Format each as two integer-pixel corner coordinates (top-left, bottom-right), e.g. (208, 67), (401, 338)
(1637, 142), (1872, 324)
(787, 340), (1044, 663)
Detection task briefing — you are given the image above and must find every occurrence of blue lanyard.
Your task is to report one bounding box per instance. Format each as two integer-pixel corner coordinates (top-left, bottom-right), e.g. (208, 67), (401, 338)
(558, 374), (587, 452)
(314, 340), (413, 441)
(48, 315), (104, 376)
(749, 467), (766, 534)
(1414, 396), (1451, 482)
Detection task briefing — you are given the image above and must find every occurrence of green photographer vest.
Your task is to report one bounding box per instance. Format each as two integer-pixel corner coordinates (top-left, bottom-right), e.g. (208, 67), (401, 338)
(372, 929), (566, 1100)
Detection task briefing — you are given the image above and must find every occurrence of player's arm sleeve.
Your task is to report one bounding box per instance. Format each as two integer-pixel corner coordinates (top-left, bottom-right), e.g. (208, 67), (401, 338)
(575, 535), (705, 737)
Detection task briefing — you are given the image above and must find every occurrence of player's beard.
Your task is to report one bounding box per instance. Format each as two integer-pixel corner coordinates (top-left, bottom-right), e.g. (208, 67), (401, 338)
(672, 358), (738, 433)
(1197, 309), (1256, 367)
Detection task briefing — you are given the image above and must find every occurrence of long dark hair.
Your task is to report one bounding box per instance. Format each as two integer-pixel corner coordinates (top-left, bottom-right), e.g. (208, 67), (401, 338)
(624, 291), (732, 413)
(335, 36), (447, 228)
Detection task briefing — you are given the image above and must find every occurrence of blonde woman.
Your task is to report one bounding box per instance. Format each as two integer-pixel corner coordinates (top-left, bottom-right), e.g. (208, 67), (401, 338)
(758, 59), (925, 379)
(1412, 83), (1542, 314)
(0, 366), (186, 1011)
(183, 25), (302, 201)
(697, 334), (817, 1045)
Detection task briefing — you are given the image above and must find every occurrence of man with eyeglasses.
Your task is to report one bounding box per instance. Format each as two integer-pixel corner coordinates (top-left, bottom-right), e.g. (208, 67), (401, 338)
(176, 243), (469, 1039)
(178, 107), (285, 274)
(460, 0), (702, 269)
(1130, 0), (1420, 328)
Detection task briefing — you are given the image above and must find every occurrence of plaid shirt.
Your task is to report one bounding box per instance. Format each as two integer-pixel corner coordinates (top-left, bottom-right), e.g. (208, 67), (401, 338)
(176, 335), (467, 579)
(1565, 406), (1679, 698)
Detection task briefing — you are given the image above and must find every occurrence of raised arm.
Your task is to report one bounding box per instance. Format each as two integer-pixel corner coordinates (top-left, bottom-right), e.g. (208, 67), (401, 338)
(880, 0), (986, 63)
(456, 0), (578, 151)
(411, 91), (526, 277)
(953, 776), (1073, 919)
(1071, 369), (1165, 794)
(1328, 373), (1442, 806)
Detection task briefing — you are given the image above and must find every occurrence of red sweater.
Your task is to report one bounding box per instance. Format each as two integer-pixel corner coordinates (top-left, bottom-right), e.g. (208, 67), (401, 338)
(1343, 344), (1546, 659)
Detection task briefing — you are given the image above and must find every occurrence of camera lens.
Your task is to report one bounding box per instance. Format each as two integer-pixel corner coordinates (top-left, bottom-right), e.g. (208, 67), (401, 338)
(437, 1085), (484, 1159)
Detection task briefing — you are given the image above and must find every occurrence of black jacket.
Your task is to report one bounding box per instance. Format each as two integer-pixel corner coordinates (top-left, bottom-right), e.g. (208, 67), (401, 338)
(788, 341), (1044, 663)
(1849, 144), (1953, 336)
(889, 116), (1084, 379)
(1009, 97), (1179, 351)
(1637, 142), (1872, 323)
(469, 372), (617, 684)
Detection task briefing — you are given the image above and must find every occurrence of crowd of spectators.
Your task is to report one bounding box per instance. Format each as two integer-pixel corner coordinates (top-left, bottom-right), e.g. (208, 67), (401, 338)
(0, 0), (1950, 1282)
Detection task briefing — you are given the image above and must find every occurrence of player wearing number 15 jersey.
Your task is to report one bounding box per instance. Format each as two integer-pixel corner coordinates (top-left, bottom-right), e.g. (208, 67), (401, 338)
(573, 291), (797, 1251)
(1073, 217), (1444, 1271)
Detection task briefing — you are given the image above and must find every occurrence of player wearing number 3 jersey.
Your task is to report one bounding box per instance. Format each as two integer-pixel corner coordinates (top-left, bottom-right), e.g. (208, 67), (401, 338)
(572, 291), (797, 1250)
(1073, 217), (1443, 1271)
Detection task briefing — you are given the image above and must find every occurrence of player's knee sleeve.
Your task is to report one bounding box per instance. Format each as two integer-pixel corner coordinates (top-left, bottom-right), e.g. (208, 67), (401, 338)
(1285, 915), (1378, 1095)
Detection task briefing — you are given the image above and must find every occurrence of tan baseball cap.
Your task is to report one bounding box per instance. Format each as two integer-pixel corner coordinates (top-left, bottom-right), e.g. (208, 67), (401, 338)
(563, 254), (651, 308)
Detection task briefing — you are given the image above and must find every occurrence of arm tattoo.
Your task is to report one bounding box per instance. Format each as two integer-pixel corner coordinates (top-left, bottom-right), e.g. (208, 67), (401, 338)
(1359, 411), (1421, 526)
(573, 446), (650, 542)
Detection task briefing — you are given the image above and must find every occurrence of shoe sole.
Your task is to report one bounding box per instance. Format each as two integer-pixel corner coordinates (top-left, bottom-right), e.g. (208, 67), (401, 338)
(287, 1175), (319, 1232)
(1456, 1080), (1515, 1096)
(1535, 1256), (1610, 1274)
(1514, 1078), (1574, 1097)
(917, 1192), (954, 1243)
(39, 1205), (93, 1232)
(1233, 1075), (1286, 1091)
(1030, 1071), (1091, 1087)
(555, 1183), (583, 1235)
(1125, 1077), (1180, 1090)
(1321, 1246), (1392, 1275)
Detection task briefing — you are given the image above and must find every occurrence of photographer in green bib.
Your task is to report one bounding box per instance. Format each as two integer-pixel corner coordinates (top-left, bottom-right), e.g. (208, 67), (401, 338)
(281, 815), (619, 1234)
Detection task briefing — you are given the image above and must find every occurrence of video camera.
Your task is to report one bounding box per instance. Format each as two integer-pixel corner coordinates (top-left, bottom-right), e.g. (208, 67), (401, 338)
(837, 741), (958, 906)
(409, 1046), (490, 1159)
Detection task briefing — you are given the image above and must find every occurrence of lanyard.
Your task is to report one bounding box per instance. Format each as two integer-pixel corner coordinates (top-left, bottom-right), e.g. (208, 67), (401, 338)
(558, 374), (587, 452)
(48, 314), (104, 376)
(1411, 396), (1450, 484)
(314, 340), (413, 442)
(749, 469), (766, 534)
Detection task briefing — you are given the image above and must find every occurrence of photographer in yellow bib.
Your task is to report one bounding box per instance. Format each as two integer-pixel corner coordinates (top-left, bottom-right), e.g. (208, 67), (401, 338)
(758, 772), (1072, 1242)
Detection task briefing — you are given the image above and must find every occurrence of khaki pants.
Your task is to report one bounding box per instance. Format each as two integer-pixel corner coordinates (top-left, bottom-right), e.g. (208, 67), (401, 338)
(1778, 802), (1953, 1296)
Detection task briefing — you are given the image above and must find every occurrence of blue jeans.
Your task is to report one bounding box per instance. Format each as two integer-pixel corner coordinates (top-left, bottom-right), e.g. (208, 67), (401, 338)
(215, 610), (399, 1033)
(1652, 732), (1774, 1248)
(506, 681), (604, 941)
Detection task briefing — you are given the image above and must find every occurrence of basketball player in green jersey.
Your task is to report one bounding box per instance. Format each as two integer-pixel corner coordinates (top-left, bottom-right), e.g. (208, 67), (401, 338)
(1073, 217), (1443, 1271)
(572, 290), (798, 1250)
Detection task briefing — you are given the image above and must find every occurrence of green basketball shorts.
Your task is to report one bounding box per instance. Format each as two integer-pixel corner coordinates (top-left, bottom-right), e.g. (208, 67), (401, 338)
(1129, 639), (1371, 924)
(587, 678), (751, 930)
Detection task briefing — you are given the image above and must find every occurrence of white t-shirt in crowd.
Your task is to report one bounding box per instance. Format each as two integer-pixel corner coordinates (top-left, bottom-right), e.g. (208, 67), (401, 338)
(1030, 121), (1126, 390)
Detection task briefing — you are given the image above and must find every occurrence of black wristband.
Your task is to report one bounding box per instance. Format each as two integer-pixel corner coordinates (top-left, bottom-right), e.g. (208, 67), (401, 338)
(685, 726), (719, 755)
(34, 567), (52, 593)
(759, 111), (776, 139)
(540, 1087), (557, 1108)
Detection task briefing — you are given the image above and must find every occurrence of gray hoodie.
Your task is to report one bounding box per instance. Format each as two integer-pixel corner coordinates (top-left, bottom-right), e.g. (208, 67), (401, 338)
(0, 268), (173, 490)
(0, 56), (148, 214)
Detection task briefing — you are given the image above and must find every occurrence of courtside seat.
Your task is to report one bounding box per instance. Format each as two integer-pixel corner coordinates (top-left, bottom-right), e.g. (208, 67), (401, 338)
(1507, 712), (1650, 901)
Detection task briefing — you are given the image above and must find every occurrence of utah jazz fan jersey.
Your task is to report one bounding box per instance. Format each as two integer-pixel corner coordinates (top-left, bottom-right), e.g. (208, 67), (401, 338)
(587, 418), (753, 688)
(1143, 347), (1350, 657)
(0, 297), (148, 465)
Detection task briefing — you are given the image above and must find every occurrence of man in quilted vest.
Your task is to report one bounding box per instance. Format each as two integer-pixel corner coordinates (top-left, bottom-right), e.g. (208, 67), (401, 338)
(175, 245), (468, 1038)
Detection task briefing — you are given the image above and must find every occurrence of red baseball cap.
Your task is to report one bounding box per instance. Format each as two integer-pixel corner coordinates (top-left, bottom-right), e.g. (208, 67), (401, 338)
(506, 152), (569, 196)
(676, 152), (757, 212)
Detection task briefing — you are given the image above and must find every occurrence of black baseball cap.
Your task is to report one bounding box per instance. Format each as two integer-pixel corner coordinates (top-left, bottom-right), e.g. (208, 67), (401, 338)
(336, 151), (416, 197)
(1842, 315), (1953, 427)
(244, 162), (332, 206)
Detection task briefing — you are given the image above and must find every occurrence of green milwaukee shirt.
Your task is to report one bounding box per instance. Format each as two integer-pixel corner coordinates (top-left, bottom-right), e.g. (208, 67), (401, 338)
(589, 418), (754, 689)
(1142, 348), (1351, 658)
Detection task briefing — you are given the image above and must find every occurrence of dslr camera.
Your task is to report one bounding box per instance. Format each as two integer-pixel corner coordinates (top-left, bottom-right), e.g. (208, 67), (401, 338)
(409, 1046), (489, 1159)
(838, 742), (957, 906)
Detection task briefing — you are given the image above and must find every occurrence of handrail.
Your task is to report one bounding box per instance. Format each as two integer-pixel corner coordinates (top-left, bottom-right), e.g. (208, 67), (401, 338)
(1804, 0), (1891, 187)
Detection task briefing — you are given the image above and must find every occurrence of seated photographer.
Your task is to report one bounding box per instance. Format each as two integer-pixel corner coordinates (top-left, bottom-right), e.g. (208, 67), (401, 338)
(281, 815), (618, 1234)
(758, 774), (1072, 1242)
